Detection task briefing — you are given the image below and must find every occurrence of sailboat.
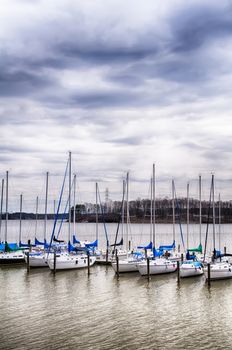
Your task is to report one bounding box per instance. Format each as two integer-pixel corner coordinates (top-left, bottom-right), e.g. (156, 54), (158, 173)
(111, 172), (142, 273)
(180, 179), (204, 278)
(0, 172), (25, 264)
(26, 172), (50, 267)
(96, 179), (127, 265)
(48, 152), (96, 271)
(204, 175), (232, 280)
(138, 164), (177, 276)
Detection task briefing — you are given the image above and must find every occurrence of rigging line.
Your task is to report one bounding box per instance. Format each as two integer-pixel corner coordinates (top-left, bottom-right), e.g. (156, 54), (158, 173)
(47, 158), (69, 257)
(97, 184), (109, 248)
(203, 176), (213, 262)
(57, 177), (75, 239)
(112, 180), (126, 257)
(174, 183), (185, 252)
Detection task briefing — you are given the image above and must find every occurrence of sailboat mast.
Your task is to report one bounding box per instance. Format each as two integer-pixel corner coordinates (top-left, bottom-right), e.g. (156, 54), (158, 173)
(150, 177), (153, 243)
(0, 179), (4, 243)
(68, 151), (72, 243)
(199, 175), (202, 244)
(212, 174), (216, 251)
(218, 193), (221, 252)
(5, 171), (8, 243)
(126, 172), (129, 252)
(122, 180), (125, 240)
(172, 179), (175, 243)
(187, 182), (189, 250)
(152, 164), (156, 249)
(19, 194), (22, 244)
(44, 171), (49, 242)
(73, 174), (76, 236)
(95, 182), (98, 242)
(35, 196), (38, 239)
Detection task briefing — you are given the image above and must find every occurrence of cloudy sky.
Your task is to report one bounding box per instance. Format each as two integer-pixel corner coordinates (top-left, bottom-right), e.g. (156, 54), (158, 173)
(1, 0), (232, 211)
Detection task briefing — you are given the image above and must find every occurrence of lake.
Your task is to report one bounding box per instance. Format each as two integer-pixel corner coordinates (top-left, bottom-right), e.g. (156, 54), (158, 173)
(1, 221), (232, 350)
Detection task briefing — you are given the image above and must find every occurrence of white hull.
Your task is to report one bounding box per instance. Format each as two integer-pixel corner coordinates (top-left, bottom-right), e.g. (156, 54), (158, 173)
(204, 263), (232, 280)
(180, 263), (204, 278)
(0, 251), (25, 264)
(138, 259), (177, 276)
(48, 253), (96, 270)
(168, 253), (182, 262)
(26, 253), (48, 267)
(111, 259), (139, 273)
(96, 250), (127, 263)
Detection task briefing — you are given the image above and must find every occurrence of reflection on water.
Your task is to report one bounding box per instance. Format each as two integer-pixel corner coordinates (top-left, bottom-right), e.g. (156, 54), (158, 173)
(2, 222), (232, 350)
(1, 264), (232, 350)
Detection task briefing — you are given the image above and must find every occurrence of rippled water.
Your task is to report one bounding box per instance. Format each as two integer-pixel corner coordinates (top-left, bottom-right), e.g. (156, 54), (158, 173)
(1, 222), (232, 350)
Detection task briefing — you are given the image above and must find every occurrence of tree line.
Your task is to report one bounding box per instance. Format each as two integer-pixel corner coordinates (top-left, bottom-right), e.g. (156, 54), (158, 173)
(3, 197), (232, 223)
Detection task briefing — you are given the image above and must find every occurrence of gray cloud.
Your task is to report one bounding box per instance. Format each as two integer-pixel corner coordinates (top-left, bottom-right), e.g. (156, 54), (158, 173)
(1, 0), (232, 209)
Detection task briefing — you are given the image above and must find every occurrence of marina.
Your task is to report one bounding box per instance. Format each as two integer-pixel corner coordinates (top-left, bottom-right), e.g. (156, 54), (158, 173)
(1, 221), (232, 350)
(1, 0), (232, 349)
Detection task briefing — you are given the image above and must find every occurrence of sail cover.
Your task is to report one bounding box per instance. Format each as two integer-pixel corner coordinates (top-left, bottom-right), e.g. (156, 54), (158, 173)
(188, 243), (202, 253)
(73, 235), (80, 244)
(110, 238), (123, 247)
(159, 240), (175, 251)
(35, 238), (46, 246)
(137, 242), (152, 250)
(85, 239), (98, 248)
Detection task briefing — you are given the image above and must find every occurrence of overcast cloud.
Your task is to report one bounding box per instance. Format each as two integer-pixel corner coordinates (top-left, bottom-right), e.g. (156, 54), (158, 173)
(1, 0), (232, 211)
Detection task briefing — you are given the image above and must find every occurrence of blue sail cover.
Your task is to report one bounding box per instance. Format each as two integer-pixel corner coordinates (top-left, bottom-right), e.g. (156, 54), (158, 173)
(0, 243), (5, 251)
(186, 251), (196, 260)
(153, 248), (163, 257)
(73, 235), (80, 244)
(214, 250), (221, 258)
(68, 241), (77, 252)
(19, 241), (30, 248)
(85, 239), (98, 248)
(8, 243), (19, 250)
(35, 238), (46, 246)
(159, 240), (175, 251)
(137, 242), (153, 250)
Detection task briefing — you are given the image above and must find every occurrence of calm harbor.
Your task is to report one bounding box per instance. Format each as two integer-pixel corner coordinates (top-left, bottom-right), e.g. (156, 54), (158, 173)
(1, 222), (232, 350)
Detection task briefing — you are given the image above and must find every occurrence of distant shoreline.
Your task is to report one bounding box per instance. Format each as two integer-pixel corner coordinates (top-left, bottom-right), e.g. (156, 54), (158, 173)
(2, 212), (232, 224)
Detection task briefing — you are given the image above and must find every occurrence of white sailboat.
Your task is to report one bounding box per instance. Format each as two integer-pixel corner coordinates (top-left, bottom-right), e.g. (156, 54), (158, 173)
(27, 172), (49, 267)
(204, 175), (232, 280)
(180, 179), (204, 278)
(138, 164), (177, 276)
(0, 171), (25, 264)
(48, 152), (96, 271)
(111, 172), (141, 273)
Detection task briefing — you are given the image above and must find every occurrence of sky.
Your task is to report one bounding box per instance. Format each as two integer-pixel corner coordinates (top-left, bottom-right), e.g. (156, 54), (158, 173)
(1, 0), (232, 211)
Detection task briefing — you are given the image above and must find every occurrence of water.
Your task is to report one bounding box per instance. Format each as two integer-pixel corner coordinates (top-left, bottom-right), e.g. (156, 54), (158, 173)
(1, 222), (232, 350)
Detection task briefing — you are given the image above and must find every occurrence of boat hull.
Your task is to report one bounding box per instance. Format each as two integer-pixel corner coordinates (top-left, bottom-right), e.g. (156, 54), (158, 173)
(26, 253), (48, 267)
(138, 259), (177, 276)
(204, 263), (232, 280)
(180, 264), (204, 278)
(0, 252), (25, 264)
(111, 260), (138, 273)
(48, 254), (96, 270)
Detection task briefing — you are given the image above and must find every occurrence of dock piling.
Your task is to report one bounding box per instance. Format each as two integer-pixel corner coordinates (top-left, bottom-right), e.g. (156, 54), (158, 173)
(26, 252), (30, 273)
(116, 249), (119, 278)
(147, 258), (150, 281)
(177, 260), (180, 282)
(87, 254), (90, 276)
(207, 263), (211, 287)
(106, 248), (109, 264)
(53, 252), (56, 275)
